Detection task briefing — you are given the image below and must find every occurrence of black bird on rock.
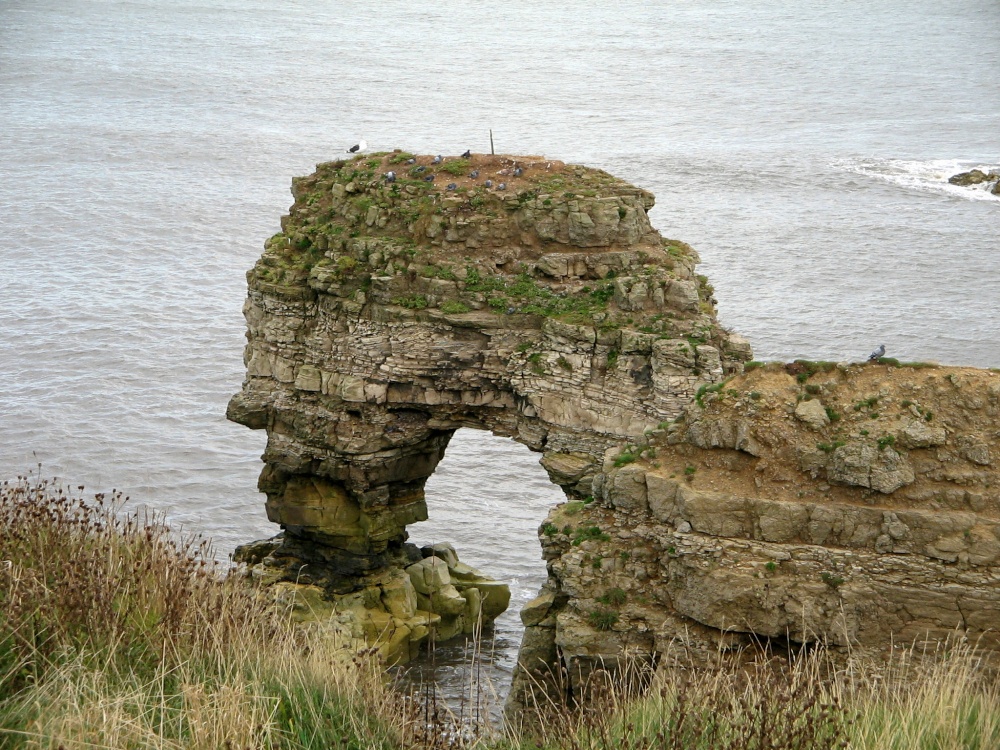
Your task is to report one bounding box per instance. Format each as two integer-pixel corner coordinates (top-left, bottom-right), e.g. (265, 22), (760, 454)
(868, 344), (886, 361)
(424, 174), (435, 182)
(461, 149), (472, 159)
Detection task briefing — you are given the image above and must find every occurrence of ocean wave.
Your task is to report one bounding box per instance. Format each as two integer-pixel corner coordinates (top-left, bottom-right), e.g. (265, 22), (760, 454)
(834, 158), (999, 202)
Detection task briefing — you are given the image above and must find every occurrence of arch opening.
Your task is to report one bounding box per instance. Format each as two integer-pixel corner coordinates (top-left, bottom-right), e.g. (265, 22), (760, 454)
(399, 428), (564, 702)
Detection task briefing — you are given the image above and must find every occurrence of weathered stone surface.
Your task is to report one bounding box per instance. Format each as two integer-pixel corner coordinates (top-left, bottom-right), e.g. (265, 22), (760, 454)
(828, 442), (915, 494)
(794, 399), (829, 429)
(520, 592), (556, 626)
(516, 363), (1000, 717)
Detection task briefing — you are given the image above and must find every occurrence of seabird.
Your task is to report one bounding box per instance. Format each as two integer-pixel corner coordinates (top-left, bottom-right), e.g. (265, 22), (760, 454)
(513, 167), (523, 177)
(446, 183), (457, 191)
(461, 149), (472, 159)
(497, 182), (507, 191)
(385, 171), (396, 183)
(484, 179), (493, 188)
(506, 306), (516, 314)
(469, 170), (480, 179)
(432, 155), (443, 164)
(868, 344), (886, 361)
(424, 174), (435, 182)
(406, 158), (416, 164)
(346, 139), (367, 154)
(413, 165), (426, 173)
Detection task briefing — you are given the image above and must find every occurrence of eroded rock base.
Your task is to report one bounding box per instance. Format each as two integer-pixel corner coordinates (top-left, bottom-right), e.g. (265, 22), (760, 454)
(235, 537), (510, 664)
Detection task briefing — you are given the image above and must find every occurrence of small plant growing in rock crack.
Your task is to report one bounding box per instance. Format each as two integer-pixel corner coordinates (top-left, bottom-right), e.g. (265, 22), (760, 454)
(572, 526), (611, 546)
(592, 554), (603, 570)
(516, 341), (534, 353)
(557, 355), (572, 371)
(606, 347), (620, 368)
(854, 396), (879, 412)
(766, 561), (778, 572)
(684, 465), (696, 476)
(438, 301), (469, 314)
(613, 450), (637, 468)
(825, 406), (841, 422)
(393, 294), (428, 310)
(597, 587), (627, 607)
(821, 572), (845, 588)
(588, 608), (619, 631)
(877, 434), (896, 451)
(540, 522), (557, 537)
(818, 441), (845, 453)
(695, 379), (730, 408)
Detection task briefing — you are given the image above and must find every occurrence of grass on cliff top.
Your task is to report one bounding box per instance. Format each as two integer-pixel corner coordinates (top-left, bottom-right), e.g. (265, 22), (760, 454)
(0, 474), (406, 750)
(493, 639), (1000, 750)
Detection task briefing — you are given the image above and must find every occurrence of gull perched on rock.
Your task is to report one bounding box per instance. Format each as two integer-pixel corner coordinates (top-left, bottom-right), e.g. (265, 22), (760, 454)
(346, 139), (367, 154)
(868, 344), (886, 361)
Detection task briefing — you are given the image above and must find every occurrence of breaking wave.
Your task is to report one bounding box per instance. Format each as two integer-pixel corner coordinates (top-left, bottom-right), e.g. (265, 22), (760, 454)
(835, 158), (999, 202)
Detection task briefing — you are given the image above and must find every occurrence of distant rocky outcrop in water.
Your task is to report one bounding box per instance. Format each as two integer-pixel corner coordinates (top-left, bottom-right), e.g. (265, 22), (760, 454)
(229, 151), (1000, 717)
(949, 168), (1000, 195)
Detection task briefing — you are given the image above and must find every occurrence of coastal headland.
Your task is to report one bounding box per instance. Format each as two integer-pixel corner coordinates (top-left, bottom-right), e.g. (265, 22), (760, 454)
(227, 151), (1000, 713)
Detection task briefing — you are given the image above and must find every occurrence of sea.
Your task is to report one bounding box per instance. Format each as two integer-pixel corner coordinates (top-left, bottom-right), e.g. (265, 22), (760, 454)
(1, 0), (998, 709)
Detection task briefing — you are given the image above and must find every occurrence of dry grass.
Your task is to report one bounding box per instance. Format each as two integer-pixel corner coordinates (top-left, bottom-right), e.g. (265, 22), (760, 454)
(0, 474), (404, 749)
(4, 473), (999, 749)
(490, 640), (1000, 750)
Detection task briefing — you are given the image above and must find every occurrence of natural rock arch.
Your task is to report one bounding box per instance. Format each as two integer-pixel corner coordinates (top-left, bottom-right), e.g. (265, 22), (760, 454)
(227, 152), (748, 591)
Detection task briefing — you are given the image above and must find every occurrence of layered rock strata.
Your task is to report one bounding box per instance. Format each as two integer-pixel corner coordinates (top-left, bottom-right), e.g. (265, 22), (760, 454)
(228, 152), (746, 661)
(508, 361), (1000, 714)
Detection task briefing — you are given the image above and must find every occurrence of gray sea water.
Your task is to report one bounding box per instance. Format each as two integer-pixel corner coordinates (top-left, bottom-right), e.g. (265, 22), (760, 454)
(2, 0), (998, 704)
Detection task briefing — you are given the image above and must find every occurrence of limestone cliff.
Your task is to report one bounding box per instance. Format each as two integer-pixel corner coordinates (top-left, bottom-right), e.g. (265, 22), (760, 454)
(509, 360), (1000, 713)
(227, 152), (747, 663)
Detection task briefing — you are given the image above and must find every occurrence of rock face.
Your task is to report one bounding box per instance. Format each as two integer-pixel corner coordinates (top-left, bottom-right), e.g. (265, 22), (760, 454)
(508, 360), (1000, 715)
(227, 152), (746, 661)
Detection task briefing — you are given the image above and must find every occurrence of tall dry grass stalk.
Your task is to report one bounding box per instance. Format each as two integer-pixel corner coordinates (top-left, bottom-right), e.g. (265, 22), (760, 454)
(0, 474), (405, 749)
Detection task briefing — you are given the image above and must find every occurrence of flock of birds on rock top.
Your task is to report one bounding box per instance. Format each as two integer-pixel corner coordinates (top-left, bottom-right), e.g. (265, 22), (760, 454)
(346, 140), (522, 193)
(346, 143), (892, 365)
